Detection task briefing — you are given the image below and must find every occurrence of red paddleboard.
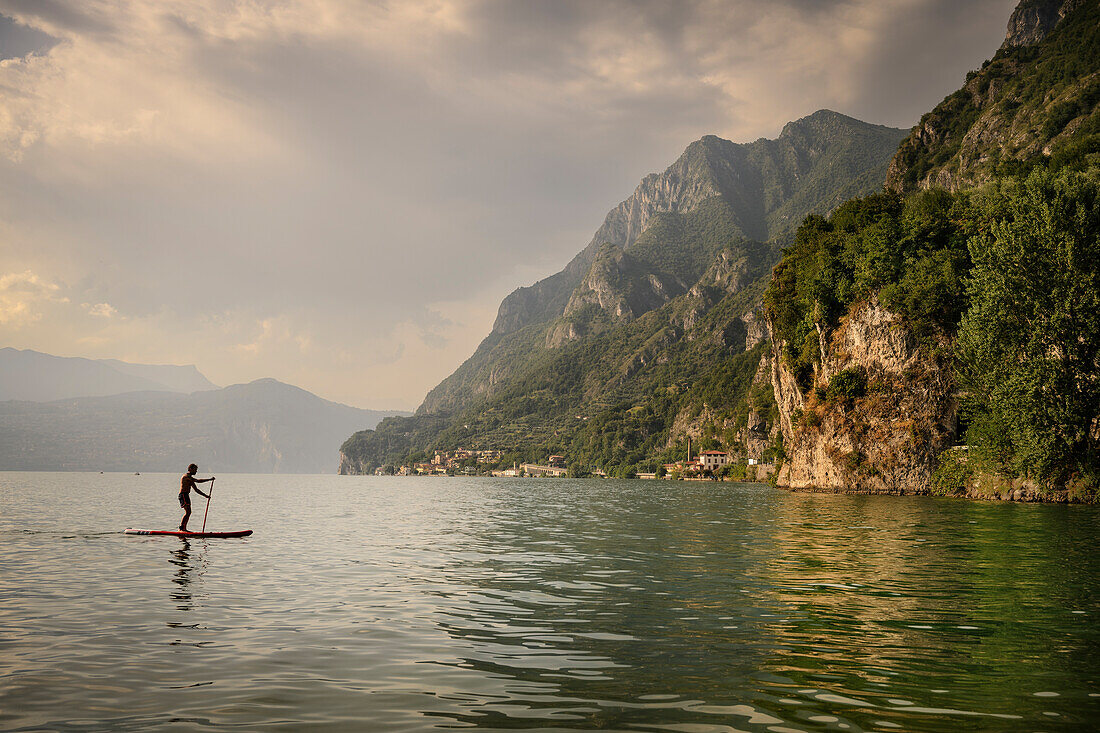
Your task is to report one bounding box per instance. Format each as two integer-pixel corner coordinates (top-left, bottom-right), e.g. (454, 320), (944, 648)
(124, 529), (253, 538)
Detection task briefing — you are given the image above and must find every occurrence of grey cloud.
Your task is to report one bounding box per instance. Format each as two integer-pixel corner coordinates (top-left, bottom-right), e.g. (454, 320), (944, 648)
(0, 0), (116, 37)
(0, 14), (59, 59)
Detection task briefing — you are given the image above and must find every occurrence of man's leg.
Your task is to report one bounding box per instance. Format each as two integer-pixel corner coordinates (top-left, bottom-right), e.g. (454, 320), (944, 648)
(180, 503), (191, 531)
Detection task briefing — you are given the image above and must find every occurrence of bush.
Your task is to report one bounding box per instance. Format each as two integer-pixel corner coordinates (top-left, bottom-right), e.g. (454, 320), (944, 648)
(826, 367), (867, 402)
(931, 451), (973, 496)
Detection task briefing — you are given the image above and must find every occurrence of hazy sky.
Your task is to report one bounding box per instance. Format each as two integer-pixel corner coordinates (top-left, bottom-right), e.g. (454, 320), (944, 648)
(0, 0), (1016, 410)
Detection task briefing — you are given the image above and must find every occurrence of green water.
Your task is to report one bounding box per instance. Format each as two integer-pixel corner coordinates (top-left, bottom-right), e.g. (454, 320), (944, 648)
(1, 473), (1097, 731)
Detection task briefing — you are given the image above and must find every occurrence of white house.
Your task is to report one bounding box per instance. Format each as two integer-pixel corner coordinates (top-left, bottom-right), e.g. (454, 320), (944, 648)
(698, 450), (731, 471)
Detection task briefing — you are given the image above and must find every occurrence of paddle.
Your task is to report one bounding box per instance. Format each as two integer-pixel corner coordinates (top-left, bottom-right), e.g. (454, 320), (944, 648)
(201, 477), (215, 533)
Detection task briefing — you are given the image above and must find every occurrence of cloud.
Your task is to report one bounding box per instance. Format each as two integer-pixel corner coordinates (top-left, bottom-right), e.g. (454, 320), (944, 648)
(82, 301), (116, 318)
(0, 0), (1018, 408)
(0, 269), (67, 324)
(0, 13), (59, 60)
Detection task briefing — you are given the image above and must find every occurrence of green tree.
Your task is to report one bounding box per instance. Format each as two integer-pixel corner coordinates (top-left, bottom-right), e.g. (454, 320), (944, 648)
(957, 169), (1100, 486)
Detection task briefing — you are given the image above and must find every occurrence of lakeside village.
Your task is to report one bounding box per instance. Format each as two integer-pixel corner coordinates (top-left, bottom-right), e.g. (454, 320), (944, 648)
(372, 442), (777, 482)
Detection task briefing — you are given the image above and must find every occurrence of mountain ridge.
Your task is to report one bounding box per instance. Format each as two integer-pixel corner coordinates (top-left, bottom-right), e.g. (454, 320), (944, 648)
(490, 110), (906, 339)
(341, 110), (906, 473)
(0, 377), (410, 473)
(885, 0), (1098, 192)
(417, 110), (906, 418)
(0, 347), (218, 402)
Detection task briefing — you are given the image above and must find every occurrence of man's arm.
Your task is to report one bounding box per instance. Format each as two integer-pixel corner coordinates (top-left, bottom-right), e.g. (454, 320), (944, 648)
(195, 476), (214, 498)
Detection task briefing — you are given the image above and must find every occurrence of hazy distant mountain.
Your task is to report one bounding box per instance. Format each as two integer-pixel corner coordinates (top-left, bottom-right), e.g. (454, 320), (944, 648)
(0, 378), (410, 473)
(0, 348), (217, 401)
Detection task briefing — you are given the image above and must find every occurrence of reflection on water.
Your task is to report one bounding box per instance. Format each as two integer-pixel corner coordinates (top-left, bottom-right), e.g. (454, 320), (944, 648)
(167, 538), (205, 610)
(0, 473), (1098, 731)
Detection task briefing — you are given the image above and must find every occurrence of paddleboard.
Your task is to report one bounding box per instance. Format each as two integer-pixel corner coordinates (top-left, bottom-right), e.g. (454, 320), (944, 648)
(124, 529), (253, 538)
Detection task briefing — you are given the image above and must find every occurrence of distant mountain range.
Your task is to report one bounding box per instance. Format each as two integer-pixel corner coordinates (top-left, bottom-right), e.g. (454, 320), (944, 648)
(0, 349), (409, 473)
(0, 348), (217, 401)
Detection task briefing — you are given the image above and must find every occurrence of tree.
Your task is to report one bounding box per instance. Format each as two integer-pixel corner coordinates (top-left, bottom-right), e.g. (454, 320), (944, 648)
(957, 169), (1100, 486)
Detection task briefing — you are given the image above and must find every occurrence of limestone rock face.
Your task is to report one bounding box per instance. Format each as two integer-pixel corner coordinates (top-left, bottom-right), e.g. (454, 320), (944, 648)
(740, 352), (779, 462)
(769, 299), (957, 493)
(545, 245), (686, 347)
(338, 450), (361, 475)
(492, 148), (724, 337)
(1002, 0), (1085, 48)
(563, 246), (686, 323)
(672, 251), (759, 333)
(742, 310), (767, 350)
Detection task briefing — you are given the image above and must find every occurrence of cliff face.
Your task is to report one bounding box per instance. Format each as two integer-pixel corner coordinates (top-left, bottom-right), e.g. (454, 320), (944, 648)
(491, 146), (726, 337)
(339, 450), (365, 475)
(491, 110), (906, 339)
(768, 300), (957, 493)
(1002, 0), (1087, 48)
(885, 0), (1099, 193)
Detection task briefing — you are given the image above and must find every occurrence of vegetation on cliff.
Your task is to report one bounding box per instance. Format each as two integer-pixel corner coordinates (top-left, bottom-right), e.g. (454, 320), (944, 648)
(765, 165), (1100, 494)
(765, 188), (974, 390)
(764, 0), (1100, 499)
(886, 0), (1099, 192)
(957, 168), (1100, 488)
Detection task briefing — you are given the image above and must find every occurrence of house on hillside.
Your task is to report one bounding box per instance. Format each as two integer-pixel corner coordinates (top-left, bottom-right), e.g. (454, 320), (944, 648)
(698, 450), (731, 472)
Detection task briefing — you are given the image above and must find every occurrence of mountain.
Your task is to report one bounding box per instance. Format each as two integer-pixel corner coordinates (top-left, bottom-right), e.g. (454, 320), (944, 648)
(340, 111), (906, 473)
(0, 378), (409, 473)
(767, 0), (1100, 499)
(0, 348), (217, 401)
(492, 110), (908, 339)
(419, 110), (906, 417)
(886, 0), (1099, 192)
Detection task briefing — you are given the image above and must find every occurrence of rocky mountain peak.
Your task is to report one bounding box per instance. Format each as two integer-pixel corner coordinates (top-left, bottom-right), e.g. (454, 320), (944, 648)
(779, 109), (856, 137)
(1002, 0), (1086, 48)
(490, 112), (904, 338)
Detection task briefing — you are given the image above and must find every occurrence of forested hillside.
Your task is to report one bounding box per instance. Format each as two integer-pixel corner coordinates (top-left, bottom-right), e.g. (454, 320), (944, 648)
(886, 0), (1099, 192)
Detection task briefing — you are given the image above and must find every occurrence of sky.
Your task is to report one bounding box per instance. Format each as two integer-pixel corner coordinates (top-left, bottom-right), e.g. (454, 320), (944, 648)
(0, 0), (1017, 410)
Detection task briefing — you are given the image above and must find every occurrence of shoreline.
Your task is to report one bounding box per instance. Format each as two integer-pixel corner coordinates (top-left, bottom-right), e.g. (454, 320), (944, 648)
(778, 485), (1092, 504)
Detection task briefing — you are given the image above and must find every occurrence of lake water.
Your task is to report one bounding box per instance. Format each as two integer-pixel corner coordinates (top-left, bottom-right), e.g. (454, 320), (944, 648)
(2, 473), (1099, 731)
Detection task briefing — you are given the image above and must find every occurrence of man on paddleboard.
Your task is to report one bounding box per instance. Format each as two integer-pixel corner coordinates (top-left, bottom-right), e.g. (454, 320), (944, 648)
(179, 463), (215, 532)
